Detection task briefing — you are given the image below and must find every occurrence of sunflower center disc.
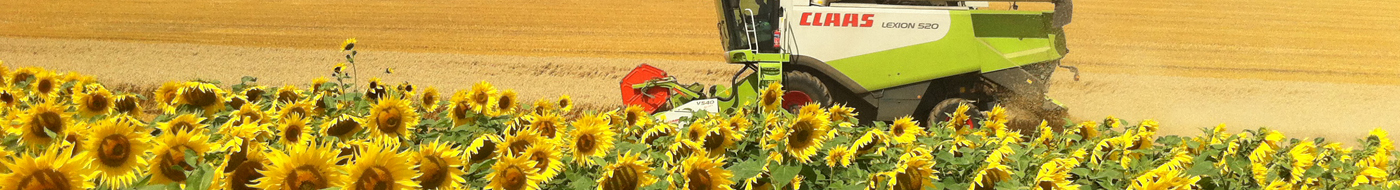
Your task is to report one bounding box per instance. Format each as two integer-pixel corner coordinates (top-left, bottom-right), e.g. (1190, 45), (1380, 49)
(37, 80), (54, 94)
(287, 165), (327, 190)
(603, 165), (639, 190)
(327, 119), (359, 137)
(160, 148), (195, 182)
(531, 151), (551, 172)
(504, 166), (528, 189)
(470, 141), (497, 163)
(90, 95), (110, 111)
(33, 112), (64, 138)
(895, 171), (922, 190)
(186, 89), (218, 107)
(18, 169), (71, 190)
(230, 160), (266, 190)
(278, 91), (298, 104)
(285, 125), (303, 142)
(246, 89), (264, 103)
(355, 166), (394, 190)
(687, 168), (712, 190)
(115, 97), (137, 113)
(418, 156), (448, 188)
(99, 135), (132, 166)
(791, 122), (814, 147)
(577, 135), (596, 154)
(288, 107), (308, 118)
(703, 132), (725, 151)
(0, 93), (15, 104)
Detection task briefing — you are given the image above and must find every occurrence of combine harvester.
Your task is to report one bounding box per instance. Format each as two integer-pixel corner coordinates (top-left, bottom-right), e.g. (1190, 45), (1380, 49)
(622, 0), (1076, 127)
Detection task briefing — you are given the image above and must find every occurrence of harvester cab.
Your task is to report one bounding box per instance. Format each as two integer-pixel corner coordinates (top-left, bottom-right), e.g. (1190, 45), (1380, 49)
(623, 0), (1077, 128)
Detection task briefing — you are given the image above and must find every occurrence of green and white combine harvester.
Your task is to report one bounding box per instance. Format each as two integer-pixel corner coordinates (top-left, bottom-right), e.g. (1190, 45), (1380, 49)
(621, 0), (1076, 127)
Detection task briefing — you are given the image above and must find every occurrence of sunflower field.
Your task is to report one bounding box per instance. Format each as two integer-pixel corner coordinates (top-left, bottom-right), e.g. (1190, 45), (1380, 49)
(0, 40), (1397, 190)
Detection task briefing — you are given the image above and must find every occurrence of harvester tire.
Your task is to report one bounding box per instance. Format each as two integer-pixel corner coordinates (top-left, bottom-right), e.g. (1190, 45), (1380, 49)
(929, 98), (979, 127)
(784, 71), (832, 109)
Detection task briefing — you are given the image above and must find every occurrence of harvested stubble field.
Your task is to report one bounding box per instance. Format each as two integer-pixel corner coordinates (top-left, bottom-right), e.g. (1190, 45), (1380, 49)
(1, 0), (1398, 141)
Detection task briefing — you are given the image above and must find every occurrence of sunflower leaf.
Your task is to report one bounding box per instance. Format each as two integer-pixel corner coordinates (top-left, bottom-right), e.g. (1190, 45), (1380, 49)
(728, 159), (765, 182)
(566, 171), (596, 189)
(771, 162), (802, 188)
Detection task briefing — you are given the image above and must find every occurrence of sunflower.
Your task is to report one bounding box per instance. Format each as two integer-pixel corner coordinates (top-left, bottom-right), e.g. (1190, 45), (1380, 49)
(344, 138), (419, 190)
(417, 139), (467, 190)
(1288, 141), (1317, 182)
(852, 129), (889, 155)
(276, 115), (313, 144)
(275, 100), (315, 120)
(829, 103), (857, 123)
(0, 88), (23, 109)
(622, 105), (650, 128)
(825, 145), (855, 168)
(569, 113), (616, 166)
(152, 81), (185, 113)
(254, 141), (347, 189)
(888, 116), (923, 145)
(1034, 159), (1080, 190)
(1352, 166), (1388, 187)
(528, 112), (564, 138)
(9, 67), (41, 84)
(367, 96), (419, 138)
(496, 89), (519, 116)
(28, 72), (61, 99)
(971, 147), (1014, 190)
(322, 115), (366, 140)
(241, 86), (267, 104)
(759, 82), (783, 112)
(557, 94), (573, 112)
(885, 147), (938, 190)
(230, 103), (270, 126)
(174, 82), (227, 115)
(530, 99), (555, 115)
(679, 154), (734, 190)
(365, 78), (388, 103)
(342, 38), (357, 51)
(701, 123), (741, 155)
(466, 134), (504, 164)
(783, 104), (831, 163)
(85, 117), (153, 188)
(147, 129), (213, 185)
(484, 153), (544, 190)
(467, 81), (499, 114)
(641, 123), (677, 144)
(501, 130), (545, 157)
(447, 90), (476, 127)
(15, 100), (72, 147)
(311, 77), (330, 94)
(597, 151), (656, 190)
(73, 84), (114, 118)
(213, 141), (269, 190)
(0, 145), (95, 190)
(275, 85), (302, 104)
(420, 86), (441, 111)
(522, 143), (564, 182)
(161, 113), (207, 135)
(333, 63), (348, 76)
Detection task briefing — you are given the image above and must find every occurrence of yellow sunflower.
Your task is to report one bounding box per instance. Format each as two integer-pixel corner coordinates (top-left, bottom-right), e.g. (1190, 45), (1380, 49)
(311, 77), (331, 94)
(622, 105), (650, 128)
(888, 116), (923, 145)
(241, 86), (267, 104)
(111, 94), (142, 118)
(8, 67), (41, 85)
(275, 85), (302, 104)
(85, 117), (153, 188)
(161, 113), (207, 135)
(597, 151), (656, 190)
(485, 153), (545, 190)
(213, 141), (270, 190)
(0, 88), (24, 109)
(15, 101), (72, 147)
(416, 139), (468, 190)
(528, 112), (564, 138)
(73, 84), (114, 118)
(783, 104), (831, 163)
(467, 81), (499, 114)
(276, 99), (316, 120)
(501, 130), (546, 157)
(174, 82), (228, 115)
(641, 123), (677, 144)
(254, 141), (347, 189)
(147, 129), (213, 185)
(701, 123), (741, 155)
(557, 94), (573, 112)
(531, 99), (556, 115)
(569, 113), (616, 166)
(971, 146), (1015, 190)
(322, 115), (366, 140)
(680, 154), (735, 190)
(345, 138), (420, 190)
(342, 38), (357, 51)
(28, 72), (61, 99)
(447, 90), (476, 127)
(887, 147), (938, 190)
(852, 129), (889, 155)
(276, 115), (313, 144)
(522, 142), (565, 182)
(829, 103), (857, 123)
(367, 97), (419, 138)
(420, 86), (441, 111)
(825, 145), (855, 168)
(465, 134), (504, 164)
(0, 144), (95, 190)
(152, 81), (185, 113)
(496, 89), (519, 116)
(759, 82), (783, 112)
(1034, 159), (1080, 190)
(230, 103), (270, 126)
(226, 94), (249, 111)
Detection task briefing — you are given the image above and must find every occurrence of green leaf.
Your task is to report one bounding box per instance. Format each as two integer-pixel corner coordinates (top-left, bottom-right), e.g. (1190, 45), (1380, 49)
(728, 159), (765, 182)
(770, 162), (802, 188)
(567, 171), (597, 189)
(1186, 160), (1216, 176)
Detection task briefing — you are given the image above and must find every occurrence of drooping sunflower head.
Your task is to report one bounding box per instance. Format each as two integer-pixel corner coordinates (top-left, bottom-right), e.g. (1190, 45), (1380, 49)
(215, 141), (270, 190)
(229, 103), (270, 127)
(108, 94), (141, 118)
(275, 85), (302, 105)
(500, 130), (545, 158)
(161, 113), (207, 135)
(528, 112), (564, 139)
(971, 151), (1013, 190)
(829, 103), (857, 123)
(825, 145), (855, 168)
(465, 134), (504, 164)
(254, 141), (347, 190)
(395, 82), (416, 97)
(345, 137), (420, 190)
(557, 95), (573, 112)
(365, 78), (388, 103)
(241, 86), (267, 104)
(322, 115), (366, 140)
(416, 139), (467, 190)
(783, 104), (832, 163)
(467, 81), (499, 114)
(680, 154), (734, 190)
(85, 116), (153, 188)
(759, 82), (784, 112)
(16, 101), (72, 147)
(277, 114), (314, 144)
(531, 99), (556, 115)
(367, 97), (419, 138)
(174, 82), (227, 114)
(0, 88), (23, 108)
(597, 151), (656, 190)
(522, 142), (565, 182)
(447, 90), (476, 127)
(73, 84), (114, 118)
(311, 76), (331, 94)
(485, 154), (545, 190)
(888, 116), (923, 144)
(641, 123), (678, 144)
(420, 86), (441, 111)
(852, 129), (889, 155)
(887, 147), (939, 190)
(342, 38), (357, 51)
(147, 129), (213, 185)
(496, 89), (519, 116)
(2, 144), (95, 190)
(276, 100), (316, 120)
(569, 113), (616, 166)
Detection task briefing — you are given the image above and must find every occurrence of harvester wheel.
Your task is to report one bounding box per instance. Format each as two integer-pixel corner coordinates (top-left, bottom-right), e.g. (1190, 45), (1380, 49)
(783, 71), (832, 110)
(929, 98), (979, 127)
